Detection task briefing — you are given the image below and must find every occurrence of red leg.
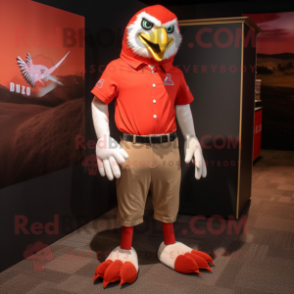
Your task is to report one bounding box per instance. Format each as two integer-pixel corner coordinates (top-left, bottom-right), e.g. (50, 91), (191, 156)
(162, 222), (176, 245)
(120, 226), (134, 250)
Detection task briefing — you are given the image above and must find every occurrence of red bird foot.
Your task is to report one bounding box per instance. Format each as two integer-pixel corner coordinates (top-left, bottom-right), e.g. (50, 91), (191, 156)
(93, 246), (138, 288)
(158, 242), (214, 274)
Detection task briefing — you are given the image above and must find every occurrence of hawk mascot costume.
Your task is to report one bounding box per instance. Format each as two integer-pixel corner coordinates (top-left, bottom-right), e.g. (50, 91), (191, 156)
(91, 5), (212, 288)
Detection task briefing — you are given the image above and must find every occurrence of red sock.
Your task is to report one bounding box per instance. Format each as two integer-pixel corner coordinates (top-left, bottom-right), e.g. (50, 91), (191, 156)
(162, 222), (176, 245)
(120, 226), (134, 250)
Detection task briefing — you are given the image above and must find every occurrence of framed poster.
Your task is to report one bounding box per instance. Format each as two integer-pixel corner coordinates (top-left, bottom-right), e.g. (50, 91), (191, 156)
(0, 0), (85, 188)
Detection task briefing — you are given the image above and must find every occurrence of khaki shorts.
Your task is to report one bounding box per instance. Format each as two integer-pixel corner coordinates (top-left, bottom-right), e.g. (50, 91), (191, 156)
(116, 136), (181, 227)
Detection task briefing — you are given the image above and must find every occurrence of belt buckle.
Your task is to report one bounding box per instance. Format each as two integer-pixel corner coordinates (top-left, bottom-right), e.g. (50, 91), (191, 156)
(149, 135), (162, 144)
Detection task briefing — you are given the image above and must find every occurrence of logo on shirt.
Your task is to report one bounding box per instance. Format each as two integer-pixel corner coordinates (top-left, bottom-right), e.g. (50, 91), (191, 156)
(163, 73), (174, 86)
(96, 79), (104, 88)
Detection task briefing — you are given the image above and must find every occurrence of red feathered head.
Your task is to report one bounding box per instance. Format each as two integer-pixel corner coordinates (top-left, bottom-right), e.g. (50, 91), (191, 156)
(121, 5), (182, 66)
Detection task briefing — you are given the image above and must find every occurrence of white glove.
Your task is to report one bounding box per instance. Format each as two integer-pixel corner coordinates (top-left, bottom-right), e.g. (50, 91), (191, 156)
(91, 96), (129, 180)
(176, 104), (207, 180)
(95, 135), (129, 180)
(184, 135), (207, 179)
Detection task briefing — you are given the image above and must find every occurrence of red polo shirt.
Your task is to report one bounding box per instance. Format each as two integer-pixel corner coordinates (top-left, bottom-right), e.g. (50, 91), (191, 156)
(91, 51), (194, 135)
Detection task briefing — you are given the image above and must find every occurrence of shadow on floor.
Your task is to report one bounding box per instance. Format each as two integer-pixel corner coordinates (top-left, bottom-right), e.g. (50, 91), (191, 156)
(89, 197), (250, 265)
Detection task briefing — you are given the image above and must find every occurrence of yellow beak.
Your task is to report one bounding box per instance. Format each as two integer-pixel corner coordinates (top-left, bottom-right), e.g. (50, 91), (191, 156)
(138, 27), (173, 62)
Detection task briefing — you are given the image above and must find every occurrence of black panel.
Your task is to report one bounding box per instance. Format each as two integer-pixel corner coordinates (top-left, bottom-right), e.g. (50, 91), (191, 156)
(174, 23), (243, 217)
(238, 23), (256, 217)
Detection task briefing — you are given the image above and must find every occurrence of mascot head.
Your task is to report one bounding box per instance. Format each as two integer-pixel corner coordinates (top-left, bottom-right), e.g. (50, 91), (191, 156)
(121, 5), (182, 65)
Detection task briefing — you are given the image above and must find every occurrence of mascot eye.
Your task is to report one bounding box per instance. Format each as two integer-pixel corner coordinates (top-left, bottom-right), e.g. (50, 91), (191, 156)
(166, 25), (174, 34)
(141, 19), (153, 30)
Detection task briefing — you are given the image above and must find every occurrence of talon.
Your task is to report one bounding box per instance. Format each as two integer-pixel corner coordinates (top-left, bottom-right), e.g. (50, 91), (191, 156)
(185, 252), (211, 271)
(103, 280), (109, 288)
(120, 262), (137, 285)
(96, 246), (139, 287)
(174, 254), (200, 274)
(93, 260), (113, 281)
(191, 250), (214, 265)
(103, 260), (123, 288)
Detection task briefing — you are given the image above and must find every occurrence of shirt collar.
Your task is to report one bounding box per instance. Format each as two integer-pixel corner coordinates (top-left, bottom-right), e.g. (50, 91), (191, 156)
(120, 50), (173, 73)
(160, 62), (173, 72)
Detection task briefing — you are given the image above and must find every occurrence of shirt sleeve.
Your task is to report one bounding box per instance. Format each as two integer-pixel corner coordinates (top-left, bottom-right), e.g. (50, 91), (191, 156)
(90, 62), (118, 104)
(175, 71), (194, 105)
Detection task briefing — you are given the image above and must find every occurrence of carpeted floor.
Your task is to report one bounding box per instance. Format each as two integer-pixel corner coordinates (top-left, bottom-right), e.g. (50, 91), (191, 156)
(1, 149), (294, 294)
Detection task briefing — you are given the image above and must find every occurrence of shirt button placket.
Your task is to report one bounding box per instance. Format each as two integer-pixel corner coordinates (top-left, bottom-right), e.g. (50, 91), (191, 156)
(152, 76), (157, 131)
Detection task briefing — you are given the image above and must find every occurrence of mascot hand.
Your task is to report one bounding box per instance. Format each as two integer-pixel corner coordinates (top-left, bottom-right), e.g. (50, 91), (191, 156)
(96, 135), (129, 180)
(184, 136), (207, 180)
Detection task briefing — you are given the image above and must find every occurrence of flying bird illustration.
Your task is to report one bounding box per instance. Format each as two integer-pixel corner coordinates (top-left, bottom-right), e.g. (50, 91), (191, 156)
(16, 51), (70, 88)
